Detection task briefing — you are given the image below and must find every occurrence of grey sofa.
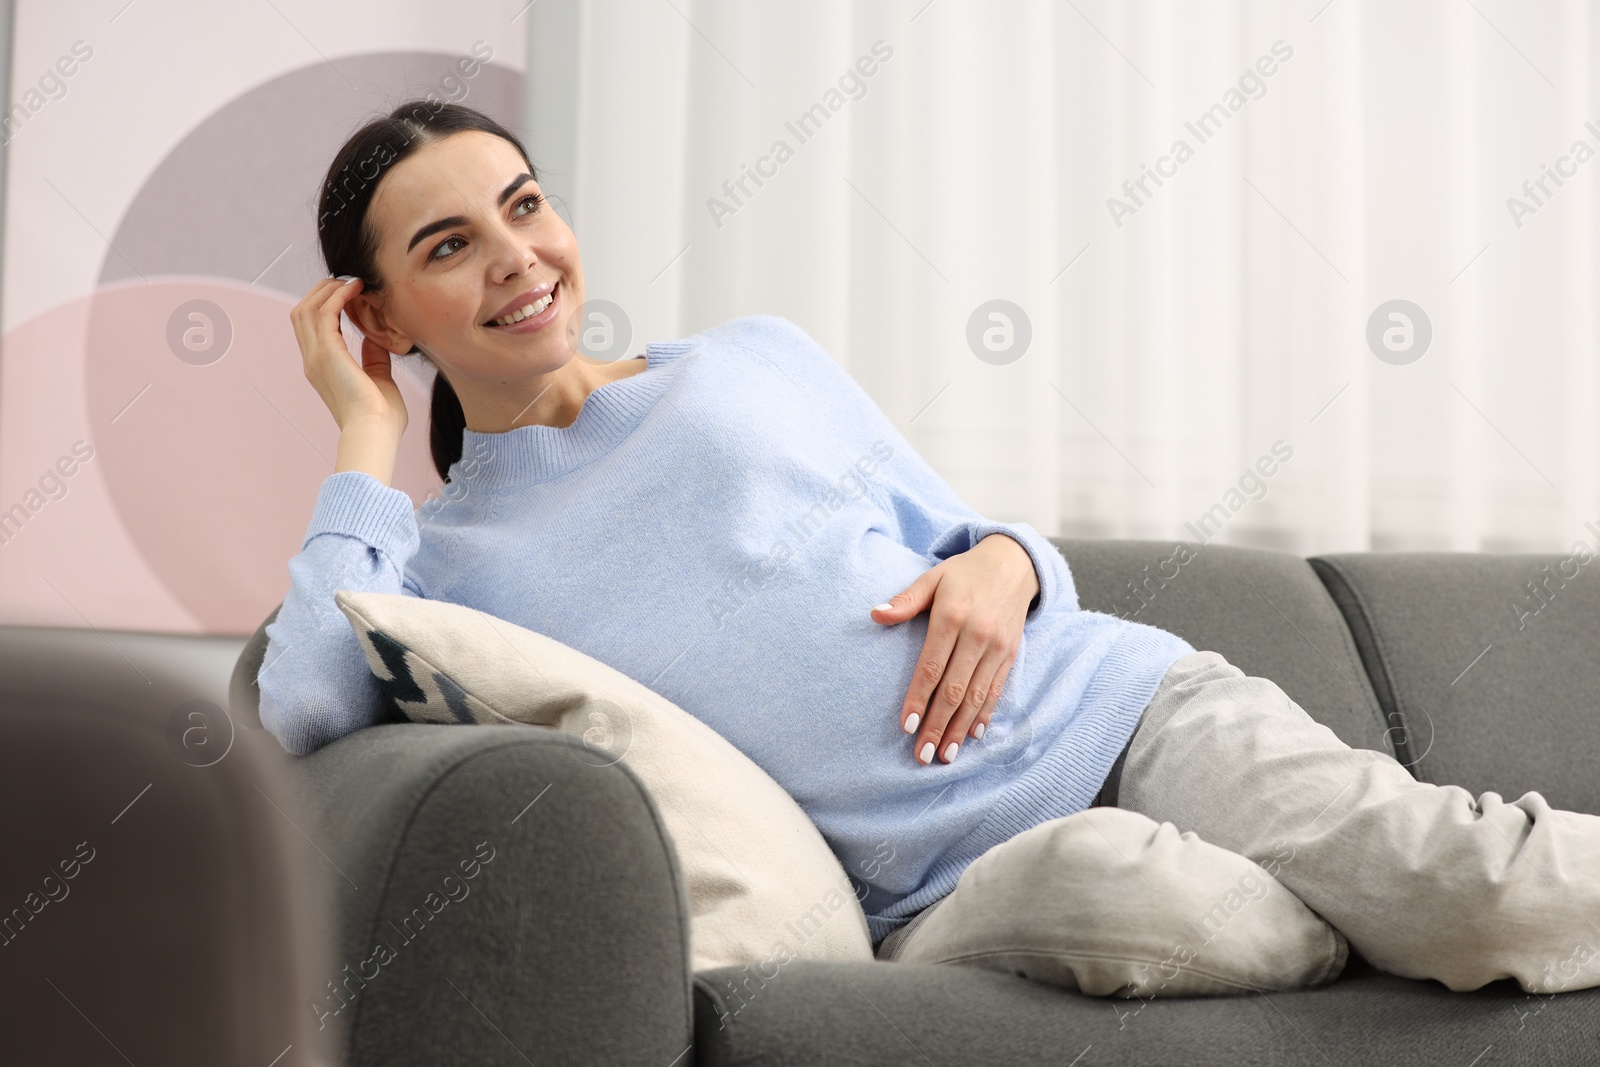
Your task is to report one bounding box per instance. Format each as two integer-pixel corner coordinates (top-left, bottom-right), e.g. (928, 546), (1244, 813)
(229, 537), (1600, 1065)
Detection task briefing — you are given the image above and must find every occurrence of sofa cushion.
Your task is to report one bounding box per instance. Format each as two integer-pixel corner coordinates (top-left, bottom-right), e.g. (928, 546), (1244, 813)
(332, 589), (876, 972)
(694, 957), (1600, 1065)
(1053, 538), (1391, 758)
(1310, 552), (1600, 816)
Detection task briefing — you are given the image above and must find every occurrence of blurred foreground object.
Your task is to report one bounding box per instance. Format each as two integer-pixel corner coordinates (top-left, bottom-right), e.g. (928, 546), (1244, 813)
(0, 624), (335, 1066)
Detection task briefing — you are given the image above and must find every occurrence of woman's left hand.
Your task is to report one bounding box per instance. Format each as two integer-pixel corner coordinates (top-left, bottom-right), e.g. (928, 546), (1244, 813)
(871, 534), (1040, 765)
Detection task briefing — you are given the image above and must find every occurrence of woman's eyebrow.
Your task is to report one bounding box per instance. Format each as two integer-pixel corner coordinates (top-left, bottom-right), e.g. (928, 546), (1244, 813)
(406, 173), (537, 254)
(408, 215), (468, 253)
(496, 172), (534, 205)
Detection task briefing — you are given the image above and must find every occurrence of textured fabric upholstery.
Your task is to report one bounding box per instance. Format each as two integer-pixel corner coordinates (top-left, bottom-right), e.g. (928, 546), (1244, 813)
(1052, 538), (1393, 757)
(286, 723), (695, 1067)
(1310, 552), (1600, 816)
(692, 957), (1598, 1066)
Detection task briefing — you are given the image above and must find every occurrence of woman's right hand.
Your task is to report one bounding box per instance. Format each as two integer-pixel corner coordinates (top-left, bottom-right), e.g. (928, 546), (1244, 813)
(290, 277), (409, 484)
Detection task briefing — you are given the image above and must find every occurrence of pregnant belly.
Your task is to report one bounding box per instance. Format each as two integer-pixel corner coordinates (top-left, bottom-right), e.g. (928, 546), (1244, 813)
(653, 525), (1053, 810)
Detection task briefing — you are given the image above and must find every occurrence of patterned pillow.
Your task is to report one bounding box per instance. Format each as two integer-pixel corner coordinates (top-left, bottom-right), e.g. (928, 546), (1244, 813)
(333, 589), (875, 972)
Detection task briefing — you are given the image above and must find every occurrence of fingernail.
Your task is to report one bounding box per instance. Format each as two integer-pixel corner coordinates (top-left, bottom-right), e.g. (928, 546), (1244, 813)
(336, 274), (359, 283)
(873, 603), (893, 613)
(944, 742), (959, 762)
(974, 722), (986, 740)
(903, 712), (920, 735)
(918, 741), (934, 764)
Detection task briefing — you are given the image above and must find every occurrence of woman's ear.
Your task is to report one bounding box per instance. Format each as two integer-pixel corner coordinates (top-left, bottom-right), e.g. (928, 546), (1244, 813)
(342, 290), (414, 356)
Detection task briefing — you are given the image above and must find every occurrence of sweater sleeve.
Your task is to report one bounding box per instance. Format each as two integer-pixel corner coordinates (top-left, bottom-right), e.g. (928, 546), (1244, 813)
(745, 315), (1077, 618)
(258, 471), (424, 755)
(867, 452), (1075, 620)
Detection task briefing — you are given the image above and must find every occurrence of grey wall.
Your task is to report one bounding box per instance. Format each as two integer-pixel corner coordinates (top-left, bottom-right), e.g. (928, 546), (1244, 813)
(525, 0), (581, 229)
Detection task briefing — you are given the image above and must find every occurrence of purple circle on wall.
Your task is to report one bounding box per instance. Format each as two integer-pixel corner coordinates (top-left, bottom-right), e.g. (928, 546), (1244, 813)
(84, 52), (526, 632)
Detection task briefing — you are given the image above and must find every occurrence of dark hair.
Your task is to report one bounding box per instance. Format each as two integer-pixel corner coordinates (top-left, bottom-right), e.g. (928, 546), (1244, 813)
(316, 100), (538, 480)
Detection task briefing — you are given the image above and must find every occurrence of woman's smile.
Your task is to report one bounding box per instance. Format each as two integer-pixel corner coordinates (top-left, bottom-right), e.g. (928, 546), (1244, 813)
(483, 279), (561, 333)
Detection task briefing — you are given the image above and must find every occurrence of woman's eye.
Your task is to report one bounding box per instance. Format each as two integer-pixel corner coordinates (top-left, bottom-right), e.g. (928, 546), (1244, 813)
(514, 193), (544, 218)
(430, 235), (467, 260)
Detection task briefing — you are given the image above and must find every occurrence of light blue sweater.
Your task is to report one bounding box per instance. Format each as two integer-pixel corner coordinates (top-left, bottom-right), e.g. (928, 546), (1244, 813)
(259, 314), (1196, 944)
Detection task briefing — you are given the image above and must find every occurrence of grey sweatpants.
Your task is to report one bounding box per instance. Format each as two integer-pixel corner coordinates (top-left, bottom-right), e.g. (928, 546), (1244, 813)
(1116, 650), (1600, 993)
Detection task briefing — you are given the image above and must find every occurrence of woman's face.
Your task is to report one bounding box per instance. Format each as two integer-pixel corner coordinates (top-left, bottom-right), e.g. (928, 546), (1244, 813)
(359, 129), (583, 384)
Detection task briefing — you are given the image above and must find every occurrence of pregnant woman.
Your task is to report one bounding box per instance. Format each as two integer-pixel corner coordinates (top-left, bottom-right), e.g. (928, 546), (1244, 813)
(263, 100), (1600, 998)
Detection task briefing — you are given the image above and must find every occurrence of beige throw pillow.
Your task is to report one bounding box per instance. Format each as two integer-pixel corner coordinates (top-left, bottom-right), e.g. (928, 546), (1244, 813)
(333, 590), (875, 972)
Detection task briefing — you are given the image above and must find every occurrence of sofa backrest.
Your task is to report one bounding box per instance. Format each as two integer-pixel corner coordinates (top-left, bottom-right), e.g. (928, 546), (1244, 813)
(1052, 538), (1393, 760)
(1311, 552), (1600, 816)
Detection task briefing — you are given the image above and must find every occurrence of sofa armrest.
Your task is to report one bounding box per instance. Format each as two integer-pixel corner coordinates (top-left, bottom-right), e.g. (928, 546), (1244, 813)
(286, 722), (694, 1067)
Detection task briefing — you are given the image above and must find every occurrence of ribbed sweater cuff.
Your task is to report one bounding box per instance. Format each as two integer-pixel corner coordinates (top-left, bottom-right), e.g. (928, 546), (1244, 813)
(969, 521), (1061, 618)
(303, 471), (421, 559)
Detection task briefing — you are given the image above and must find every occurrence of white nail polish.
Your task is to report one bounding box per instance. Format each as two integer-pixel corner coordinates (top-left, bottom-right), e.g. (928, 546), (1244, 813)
(918, 741), (934, 763)
(974, 722), (986, 740)
(903, 712), (920, 734)
(873, 603), (893, 613)
(944, 742), (959, 761)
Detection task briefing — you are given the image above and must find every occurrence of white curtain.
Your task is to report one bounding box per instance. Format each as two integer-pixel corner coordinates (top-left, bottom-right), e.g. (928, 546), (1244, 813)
(529, 0), (1599, 555)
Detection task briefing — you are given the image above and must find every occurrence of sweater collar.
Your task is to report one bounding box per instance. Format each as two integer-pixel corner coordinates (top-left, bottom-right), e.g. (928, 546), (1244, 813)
(451, 338), (697, 488)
